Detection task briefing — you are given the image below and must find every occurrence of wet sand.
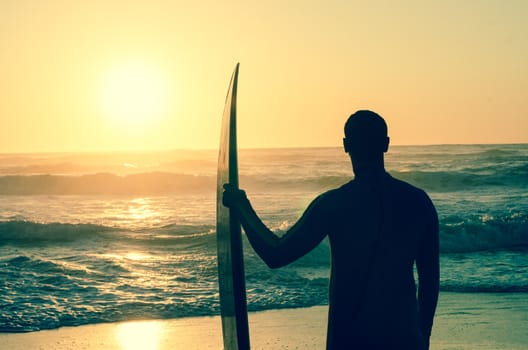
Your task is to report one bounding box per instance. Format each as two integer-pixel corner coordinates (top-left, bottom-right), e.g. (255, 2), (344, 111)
(1, 292), (527, 349)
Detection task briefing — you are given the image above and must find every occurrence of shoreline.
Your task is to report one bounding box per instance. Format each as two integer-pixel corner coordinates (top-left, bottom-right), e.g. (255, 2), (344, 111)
(1, 292), (527, 349)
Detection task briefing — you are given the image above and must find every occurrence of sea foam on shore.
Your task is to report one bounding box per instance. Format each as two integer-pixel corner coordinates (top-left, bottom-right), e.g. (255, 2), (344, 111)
(1, 292), (527, 350)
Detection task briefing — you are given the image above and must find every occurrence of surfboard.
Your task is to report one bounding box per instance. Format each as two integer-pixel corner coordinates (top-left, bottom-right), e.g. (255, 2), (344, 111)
(216, 63), (251, 350)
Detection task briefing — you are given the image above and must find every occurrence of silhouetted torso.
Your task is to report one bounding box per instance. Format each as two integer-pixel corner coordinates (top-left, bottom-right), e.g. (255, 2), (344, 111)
(226, 110), (439, 349)
(323, 173), (436, 349)
(232, 171), (438, 350)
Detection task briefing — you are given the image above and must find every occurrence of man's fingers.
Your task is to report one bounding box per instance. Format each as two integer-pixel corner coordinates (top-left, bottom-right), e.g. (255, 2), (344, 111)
(222, 185), (247, 208)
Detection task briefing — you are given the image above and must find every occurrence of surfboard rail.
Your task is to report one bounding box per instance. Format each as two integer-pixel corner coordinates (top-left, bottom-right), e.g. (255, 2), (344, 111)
(216, 63), (251, 350)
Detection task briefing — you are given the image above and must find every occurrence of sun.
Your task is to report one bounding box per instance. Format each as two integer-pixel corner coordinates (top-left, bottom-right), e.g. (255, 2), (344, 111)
(100, 60), (170, 130)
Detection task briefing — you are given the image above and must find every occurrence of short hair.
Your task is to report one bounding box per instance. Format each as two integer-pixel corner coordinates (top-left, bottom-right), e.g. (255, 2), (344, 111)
(344, 110), (388, 159)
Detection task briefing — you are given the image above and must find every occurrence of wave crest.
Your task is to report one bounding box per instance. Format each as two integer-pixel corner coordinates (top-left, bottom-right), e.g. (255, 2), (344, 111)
(0, 221), (112, 245)
(0, 172), (214, 195)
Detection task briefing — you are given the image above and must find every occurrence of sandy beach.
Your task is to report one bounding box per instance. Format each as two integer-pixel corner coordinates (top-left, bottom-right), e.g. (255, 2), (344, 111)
(1, 292), (527, 350)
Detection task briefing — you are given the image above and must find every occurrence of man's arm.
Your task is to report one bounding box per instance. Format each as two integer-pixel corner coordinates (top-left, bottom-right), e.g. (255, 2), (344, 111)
(416, 194), (440, 348)
(223, 185), (330, 268)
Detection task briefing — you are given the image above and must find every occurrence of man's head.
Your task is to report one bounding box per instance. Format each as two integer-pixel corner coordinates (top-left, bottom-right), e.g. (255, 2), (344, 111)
(343, 110), (389, 162)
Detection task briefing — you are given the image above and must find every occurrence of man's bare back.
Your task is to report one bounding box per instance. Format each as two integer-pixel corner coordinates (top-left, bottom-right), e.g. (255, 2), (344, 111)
(223, 110), (439, 349)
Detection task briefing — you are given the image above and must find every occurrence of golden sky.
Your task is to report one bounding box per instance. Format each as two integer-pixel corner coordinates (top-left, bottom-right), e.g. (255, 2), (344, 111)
(1, 0), (527, 152)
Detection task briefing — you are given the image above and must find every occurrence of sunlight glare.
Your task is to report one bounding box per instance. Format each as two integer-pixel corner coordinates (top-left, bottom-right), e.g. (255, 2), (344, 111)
(116, 320), (162, 350)
(124, 252), (151, 261)
(126, 198), (161, 226)
(100, 60), (170, 130)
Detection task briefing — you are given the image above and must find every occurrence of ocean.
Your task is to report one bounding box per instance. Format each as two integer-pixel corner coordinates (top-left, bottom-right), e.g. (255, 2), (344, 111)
(0, 144), (527, 332)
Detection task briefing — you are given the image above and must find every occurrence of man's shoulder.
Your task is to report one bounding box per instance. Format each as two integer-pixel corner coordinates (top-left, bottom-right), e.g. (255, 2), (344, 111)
(315, 186), (345, 202)
(316, 174), (431, 203)
(388, 174), (436, 210)
(331, 174), (426, 195)
(310, 183), (354, 209)
(388, 175), (427, 195)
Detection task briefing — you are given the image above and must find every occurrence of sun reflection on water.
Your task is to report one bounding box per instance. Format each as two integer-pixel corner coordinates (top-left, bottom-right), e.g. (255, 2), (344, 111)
(101, 197), (167, 229)
(128, 198), (156, 220)
(124, 252), (152, 261)
(116, 320), (162, 350)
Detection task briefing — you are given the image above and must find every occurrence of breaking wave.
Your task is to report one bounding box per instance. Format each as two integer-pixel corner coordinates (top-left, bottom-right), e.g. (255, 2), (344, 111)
(0, 163), (525, 195)
(1, 211), (526, 253)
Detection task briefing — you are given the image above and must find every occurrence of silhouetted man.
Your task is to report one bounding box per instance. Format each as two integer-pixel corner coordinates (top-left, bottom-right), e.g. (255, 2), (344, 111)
(223, 110), (439, 349)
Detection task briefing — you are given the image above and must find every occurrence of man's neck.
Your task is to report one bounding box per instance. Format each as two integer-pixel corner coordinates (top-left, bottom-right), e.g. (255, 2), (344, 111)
(352, 158), (386, 179)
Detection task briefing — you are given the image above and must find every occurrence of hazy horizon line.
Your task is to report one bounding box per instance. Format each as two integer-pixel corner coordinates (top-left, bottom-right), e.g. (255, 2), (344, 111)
(0, 142), (526, 156)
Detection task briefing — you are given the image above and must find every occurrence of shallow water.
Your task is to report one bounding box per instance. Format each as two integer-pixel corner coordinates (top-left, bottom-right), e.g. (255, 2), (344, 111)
(0, 145), (527, 331)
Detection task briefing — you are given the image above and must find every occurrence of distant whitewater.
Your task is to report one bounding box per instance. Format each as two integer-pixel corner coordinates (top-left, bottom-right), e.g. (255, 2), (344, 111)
(1, 145), (527, 332)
